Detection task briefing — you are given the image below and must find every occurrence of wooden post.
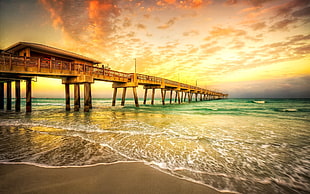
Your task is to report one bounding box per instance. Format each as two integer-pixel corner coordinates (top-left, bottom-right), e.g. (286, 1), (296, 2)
(169, 90), (173, 104)
(84, 83), (91, 112)
(15, 80), (21, 112)
(112, 88), (117, 106)
(161, 89), (166, 105)
(177, 91), (181, 104)
(26, 79), (32, 112)
(151, 88), (155, 105)
(49, 60), (52, 73)
(89, 83), (92, 109)
(121, 87), (127, 106)
(74, 83), (80, 111)
(0, 82), (4, 109)
(195, 93), (198, 102)
(65, 83), (70, 111)
(6, 81), (12, 110)
(181, 92), (183, 102)
(184, 92), (187, 102)
(38, 58), (41, 72)
(174, 91), (177, 103)
(143, 88), (148, 105)
(133, 87), (139, 107)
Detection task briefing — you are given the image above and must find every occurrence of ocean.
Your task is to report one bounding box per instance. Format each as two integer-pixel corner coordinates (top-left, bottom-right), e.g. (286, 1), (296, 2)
(0, 98), (309, 194)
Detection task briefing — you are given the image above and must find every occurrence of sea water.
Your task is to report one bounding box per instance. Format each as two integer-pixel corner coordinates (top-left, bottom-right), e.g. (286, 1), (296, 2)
(0, 98), (309, 194)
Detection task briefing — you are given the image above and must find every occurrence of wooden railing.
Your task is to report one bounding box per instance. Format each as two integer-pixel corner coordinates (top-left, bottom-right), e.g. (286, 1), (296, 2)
(0, 54), (226, 96)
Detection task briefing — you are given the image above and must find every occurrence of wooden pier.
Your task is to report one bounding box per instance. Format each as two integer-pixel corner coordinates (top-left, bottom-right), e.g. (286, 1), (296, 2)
(0, 42), (228, 112)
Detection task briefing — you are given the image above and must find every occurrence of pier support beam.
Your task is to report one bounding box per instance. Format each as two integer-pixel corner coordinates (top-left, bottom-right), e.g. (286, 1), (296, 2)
(174, 91), (177, 103)
(133, 87), (139, 107)
(169, 90), (173, 104)
(0, 82), (4, 110)
(143, 88), (148, 105)
(151, 88), (155, 105)
(121, 87), (127, 106)
(84, 83), (91, 112)
(112, 88), (117, 106)
(161, 89), (166, 105)
(74, 84), (80, 111)
(177, 91), (181, 104)
(26, 79), (32, 112)
(15, 80), (21, 112)
(6, 81), (12, 111)
(65, 83), (70, 111)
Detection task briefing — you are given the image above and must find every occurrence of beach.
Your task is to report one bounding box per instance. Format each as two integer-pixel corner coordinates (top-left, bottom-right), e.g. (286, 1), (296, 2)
(0, 98), (309, 193)
(0, 162), (224, 194)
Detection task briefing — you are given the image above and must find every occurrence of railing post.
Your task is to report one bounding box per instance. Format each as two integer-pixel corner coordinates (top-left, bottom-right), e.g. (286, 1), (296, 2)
(9, 55), (12, 71)
(49, 60), (52, 73)
(38, 58), (41, 72)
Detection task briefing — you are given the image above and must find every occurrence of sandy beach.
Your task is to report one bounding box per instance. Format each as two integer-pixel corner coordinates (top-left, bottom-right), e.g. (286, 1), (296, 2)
(0, 162), (226, 194)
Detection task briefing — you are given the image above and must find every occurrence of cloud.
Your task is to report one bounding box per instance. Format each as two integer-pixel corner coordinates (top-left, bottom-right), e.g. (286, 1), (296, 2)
(183, 30), (199, 36)
(292, 6), (310, 17)
(136, 23), (146, 29)
(204, 27), (247, 41)
(269, 19), (297, 31)
(250, 22), (266, 30)
(157, 17), (178, 29)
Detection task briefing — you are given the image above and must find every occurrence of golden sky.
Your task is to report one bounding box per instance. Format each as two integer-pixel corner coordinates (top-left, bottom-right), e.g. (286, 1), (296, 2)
(0, 0), (309, 98)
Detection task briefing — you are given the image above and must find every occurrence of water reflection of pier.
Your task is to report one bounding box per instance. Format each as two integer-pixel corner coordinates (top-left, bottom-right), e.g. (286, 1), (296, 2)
(0, 42), (228, 112)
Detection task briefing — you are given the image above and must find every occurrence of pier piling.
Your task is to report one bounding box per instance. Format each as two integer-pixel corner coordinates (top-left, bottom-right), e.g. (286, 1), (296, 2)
(65, 83), (70, 111)
(0, 83), (4, 109)
(74, 84), (80, 111)
(26, 79), (32, 112)
(6, 81), (12, 111)
(15, 80), (21, 112)
(121, 88), (127, 106)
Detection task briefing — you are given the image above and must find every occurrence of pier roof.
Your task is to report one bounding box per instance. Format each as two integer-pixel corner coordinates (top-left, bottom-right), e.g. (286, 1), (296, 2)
(4, 42), (101, 64)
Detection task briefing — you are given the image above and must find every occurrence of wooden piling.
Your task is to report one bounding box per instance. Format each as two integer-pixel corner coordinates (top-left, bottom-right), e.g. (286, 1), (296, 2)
(177, 91), (181, 104)
(121, 87), (127, 106)
(89, 83), (92, 109)
(74, 83), (80, 111)
(151, 88), (155, 105)
(26, 79), (32, 112)
(65, 83), (70, 111)
(161, 89), (166, 105)
(0, 82), (4, 109)
(174, 91), (177, 103)
(133, 87), (139, 107)
(112, 88), (117, 106)
(143, 88), (147, 105)
(6, 81), (12, 110)
(181, 92), (183, 102)
(169, 90), (173, 104)
(84, 83), (91, 112)
(15, 80), (21, 112)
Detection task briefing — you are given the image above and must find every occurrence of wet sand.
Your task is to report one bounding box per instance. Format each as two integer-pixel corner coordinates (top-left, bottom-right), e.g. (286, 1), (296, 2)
(0, 162), (228, 194)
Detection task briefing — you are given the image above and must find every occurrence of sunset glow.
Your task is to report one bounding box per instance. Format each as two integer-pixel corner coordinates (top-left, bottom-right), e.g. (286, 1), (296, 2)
(1, 0), (309, 97)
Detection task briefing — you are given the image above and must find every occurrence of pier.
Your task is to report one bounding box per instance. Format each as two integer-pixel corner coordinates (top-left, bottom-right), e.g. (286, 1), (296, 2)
(0, 42), (228, 112)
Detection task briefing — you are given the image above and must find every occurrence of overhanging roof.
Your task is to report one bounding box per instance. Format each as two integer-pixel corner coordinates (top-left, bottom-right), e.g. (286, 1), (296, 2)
(4, 42), (101, 64)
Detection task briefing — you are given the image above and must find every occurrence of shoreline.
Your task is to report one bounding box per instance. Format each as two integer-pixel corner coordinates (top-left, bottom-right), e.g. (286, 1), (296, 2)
(0, 162), (233, 194)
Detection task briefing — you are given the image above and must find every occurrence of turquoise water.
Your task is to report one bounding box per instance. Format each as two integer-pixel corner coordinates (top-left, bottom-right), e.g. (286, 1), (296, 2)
(0, 98), (309, 194)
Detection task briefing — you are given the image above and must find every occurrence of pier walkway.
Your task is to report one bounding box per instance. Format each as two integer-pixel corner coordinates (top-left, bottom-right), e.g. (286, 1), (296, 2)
(0, 42), (228, 112)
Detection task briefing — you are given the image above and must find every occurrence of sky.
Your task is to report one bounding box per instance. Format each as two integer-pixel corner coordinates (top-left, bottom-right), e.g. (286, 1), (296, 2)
(0, 0), (310, 98)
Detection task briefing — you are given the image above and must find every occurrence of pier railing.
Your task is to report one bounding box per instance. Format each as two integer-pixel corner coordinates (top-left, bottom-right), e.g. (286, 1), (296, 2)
(0, 54), (226, 96)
